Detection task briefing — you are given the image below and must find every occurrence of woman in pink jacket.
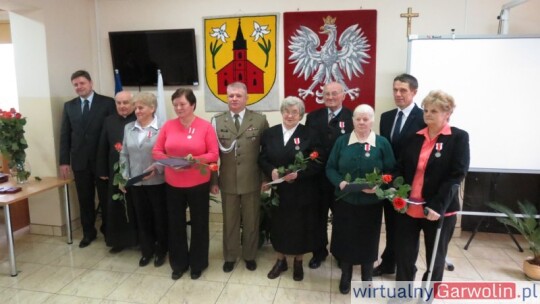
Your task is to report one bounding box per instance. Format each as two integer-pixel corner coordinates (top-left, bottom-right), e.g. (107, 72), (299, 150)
(153, 88), (219, 281)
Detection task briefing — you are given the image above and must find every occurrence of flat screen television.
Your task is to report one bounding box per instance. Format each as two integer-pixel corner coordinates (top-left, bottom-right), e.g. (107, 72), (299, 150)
(109, 29), (199, 86)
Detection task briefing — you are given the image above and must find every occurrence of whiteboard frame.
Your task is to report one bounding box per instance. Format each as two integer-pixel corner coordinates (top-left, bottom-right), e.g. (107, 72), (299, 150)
(407, 35), (540, 174)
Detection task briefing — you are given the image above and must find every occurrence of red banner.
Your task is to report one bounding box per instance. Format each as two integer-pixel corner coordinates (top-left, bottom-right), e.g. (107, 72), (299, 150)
(284, 10), (377, 113)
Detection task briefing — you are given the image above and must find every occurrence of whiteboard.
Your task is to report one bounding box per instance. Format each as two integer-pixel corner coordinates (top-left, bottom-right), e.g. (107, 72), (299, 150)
(407, 35), (540, 174)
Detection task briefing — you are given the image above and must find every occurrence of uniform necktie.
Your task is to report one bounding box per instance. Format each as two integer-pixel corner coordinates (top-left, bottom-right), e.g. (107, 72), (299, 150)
(82, 100), (90, 123)
(392, 111), (404, 143)
(234, 114), (240, 131)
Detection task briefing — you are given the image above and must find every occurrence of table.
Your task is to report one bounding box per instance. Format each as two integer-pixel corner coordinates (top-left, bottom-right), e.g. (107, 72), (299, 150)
(0, 177), (73, 276)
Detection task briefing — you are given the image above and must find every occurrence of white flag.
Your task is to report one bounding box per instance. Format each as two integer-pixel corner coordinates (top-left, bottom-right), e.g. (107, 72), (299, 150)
(156, 70), (167, 124)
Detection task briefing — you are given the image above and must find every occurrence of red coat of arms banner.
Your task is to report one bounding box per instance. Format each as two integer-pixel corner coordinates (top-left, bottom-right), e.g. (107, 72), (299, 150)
(284, 10), (377, 113)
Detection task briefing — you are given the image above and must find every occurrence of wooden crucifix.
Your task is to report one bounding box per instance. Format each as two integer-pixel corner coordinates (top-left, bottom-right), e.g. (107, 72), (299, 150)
(400, 7), (419, 37)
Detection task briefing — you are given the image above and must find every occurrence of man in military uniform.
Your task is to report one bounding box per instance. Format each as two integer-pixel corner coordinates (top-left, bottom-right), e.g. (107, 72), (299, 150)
(211, 82), (269, 273)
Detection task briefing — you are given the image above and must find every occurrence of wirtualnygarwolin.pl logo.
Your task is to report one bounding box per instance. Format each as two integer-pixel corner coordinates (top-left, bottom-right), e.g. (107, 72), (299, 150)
(350, 281), (540, 303)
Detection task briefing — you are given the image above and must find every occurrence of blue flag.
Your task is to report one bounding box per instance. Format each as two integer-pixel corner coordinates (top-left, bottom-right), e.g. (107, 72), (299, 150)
(114, 69), (123, 94)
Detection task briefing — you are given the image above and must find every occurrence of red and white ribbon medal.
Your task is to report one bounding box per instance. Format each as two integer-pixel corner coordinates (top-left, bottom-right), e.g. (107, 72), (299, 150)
(294, 137), (300, 150)
(364, 143), (371, 157)
(435, 142), (443, 158)
(147, 130), (152, 138)
(187, 127), (195, 140)
(339, 121), (346, 134)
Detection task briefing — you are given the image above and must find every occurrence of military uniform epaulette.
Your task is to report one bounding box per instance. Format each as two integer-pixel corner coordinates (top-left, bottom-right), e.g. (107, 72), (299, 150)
(213, 112), (228, 119)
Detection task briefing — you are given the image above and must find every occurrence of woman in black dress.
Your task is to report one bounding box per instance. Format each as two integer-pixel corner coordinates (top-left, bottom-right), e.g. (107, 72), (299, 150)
(259, 96), (324, 281)
(96, 91), (138, 252)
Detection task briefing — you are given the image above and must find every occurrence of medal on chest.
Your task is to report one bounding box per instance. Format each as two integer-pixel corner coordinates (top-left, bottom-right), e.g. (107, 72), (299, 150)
(339, 121), (346, 134)
(435, 142), (443, 158)
(294, 137), (300, 150)
(187, 127), (195, 140)
(364, 143), (371, 157)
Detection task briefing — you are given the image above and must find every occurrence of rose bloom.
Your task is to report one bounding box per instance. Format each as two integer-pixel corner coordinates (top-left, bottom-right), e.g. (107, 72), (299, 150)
(393, 197), (407, 209)
(208, 163), (219, 172)
(382, 174), (393, 184)
(309, 151), (319, 160)
(114, 142), (123, 152)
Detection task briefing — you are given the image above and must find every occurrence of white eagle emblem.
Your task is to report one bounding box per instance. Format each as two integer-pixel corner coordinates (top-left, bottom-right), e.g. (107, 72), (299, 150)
(288, 16), (371, 104)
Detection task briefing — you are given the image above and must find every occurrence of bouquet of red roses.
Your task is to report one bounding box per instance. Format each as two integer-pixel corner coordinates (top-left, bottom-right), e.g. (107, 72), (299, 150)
(338, 169), (411, 213)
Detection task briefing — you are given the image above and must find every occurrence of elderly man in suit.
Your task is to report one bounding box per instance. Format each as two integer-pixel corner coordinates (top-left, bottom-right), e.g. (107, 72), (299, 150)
(211, 82), (269, 273)
(305, 81), (353, 269)
(59, 70), (115, 248)
(375, 73), (426, 275)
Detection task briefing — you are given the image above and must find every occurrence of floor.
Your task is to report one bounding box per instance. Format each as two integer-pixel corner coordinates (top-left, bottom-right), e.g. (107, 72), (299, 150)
(0, 215), (534, 304)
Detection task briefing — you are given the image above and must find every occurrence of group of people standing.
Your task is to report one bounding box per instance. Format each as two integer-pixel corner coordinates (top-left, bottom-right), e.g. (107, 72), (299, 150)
(59, 70), (469, 295)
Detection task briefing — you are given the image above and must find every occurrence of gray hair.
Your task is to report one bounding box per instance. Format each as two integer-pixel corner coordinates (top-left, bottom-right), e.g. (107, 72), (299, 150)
(280, 96), (306, 119)
(132, 92), (157, 111)
(353, 104), (375, 122)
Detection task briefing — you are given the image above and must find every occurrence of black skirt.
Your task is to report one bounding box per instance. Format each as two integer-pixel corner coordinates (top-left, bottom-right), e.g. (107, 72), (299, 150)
(330, 199), (383, 264)
(270, 197), (318, 255)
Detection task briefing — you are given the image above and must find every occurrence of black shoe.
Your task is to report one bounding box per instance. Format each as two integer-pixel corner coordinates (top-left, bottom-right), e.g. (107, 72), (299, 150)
(171, 267), (188, 280)
(308, 255), (326, 269)
(78, 235), (96, 248)
(223, 261), (235, 273)
(109, 247), (123, 254)
(293, 259), (304, 281)
(267, 259), (288, 279)
(190, 270), (202, 280)
(245, 260), (257, 271)
(339, 263), (353, 294)
(154, 254), (166, 267)
(139, 256), (152, 267)
(373, 264), (396, 276)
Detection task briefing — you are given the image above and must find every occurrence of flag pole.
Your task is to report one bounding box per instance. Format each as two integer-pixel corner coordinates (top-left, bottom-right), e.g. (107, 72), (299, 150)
(156, 69), (167, 124)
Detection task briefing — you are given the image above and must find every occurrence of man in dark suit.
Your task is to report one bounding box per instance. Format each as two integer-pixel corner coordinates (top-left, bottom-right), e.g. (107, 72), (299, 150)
(59, 70), (115, 248)
(376, 73), (426, 275)
(211, 82), (269, 273)
(305, 82), (353, 269)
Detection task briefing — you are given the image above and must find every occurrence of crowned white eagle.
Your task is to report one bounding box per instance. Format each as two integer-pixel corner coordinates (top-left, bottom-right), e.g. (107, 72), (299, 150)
(288, 16), (371, 103)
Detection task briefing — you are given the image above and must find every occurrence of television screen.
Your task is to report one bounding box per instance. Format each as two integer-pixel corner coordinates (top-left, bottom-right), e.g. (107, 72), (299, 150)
(109, 29), (199, 86)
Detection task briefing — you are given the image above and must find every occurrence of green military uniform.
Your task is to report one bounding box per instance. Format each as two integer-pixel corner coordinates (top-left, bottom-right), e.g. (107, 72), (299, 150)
(212, 110), (269, 262)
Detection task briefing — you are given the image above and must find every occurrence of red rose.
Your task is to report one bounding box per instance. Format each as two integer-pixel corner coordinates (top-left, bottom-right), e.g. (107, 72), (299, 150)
(208, 163), (219, 172)
(114, 142), (123, 152)
(309, 151), (319, 160)
(382, 174), (393, 184)
(393, 197), (407, 210)
(15, 113), (22, 119)
(3, 111), (12, 118)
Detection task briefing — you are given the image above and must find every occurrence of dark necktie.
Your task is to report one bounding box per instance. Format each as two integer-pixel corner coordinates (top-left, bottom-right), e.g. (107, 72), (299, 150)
(328, 112), (335, 125)
(234, 114), (240, 131)
(82, 100), (90, 123)
(392, 111), (404, 143)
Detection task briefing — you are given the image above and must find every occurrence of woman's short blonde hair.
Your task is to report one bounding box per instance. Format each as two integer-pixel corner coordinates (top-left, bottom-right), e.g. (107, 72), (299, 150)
(280, 96), (306, 119)
(422, 90), (456, 114)
(353, 104), (375, 122)
(132, 92), (157, 111)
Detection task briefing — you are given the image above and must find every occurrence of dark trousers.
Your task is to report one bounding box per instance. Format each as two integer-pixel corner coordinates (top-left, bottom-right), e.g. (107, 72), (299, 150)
(131, 184), (168, 258)
(395, 213), (457, 283)
(312, 175), (333, 257)
(380, 200), (397, 267)
(166, 182), (210, 273)
(73, 168), (108, 238)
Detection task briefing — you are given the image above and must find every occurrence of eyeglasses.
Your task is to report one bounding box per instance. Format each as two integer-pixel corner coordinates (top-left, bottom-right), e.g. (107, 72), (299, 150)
(282, 110), (300, 117)
(323, 91), (343, 98)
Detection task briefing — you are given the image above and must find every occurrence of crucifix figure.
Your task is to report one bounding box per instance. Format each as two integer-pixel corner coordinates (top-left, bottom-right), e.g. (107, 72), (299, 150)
(400, 7), (419, 37)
